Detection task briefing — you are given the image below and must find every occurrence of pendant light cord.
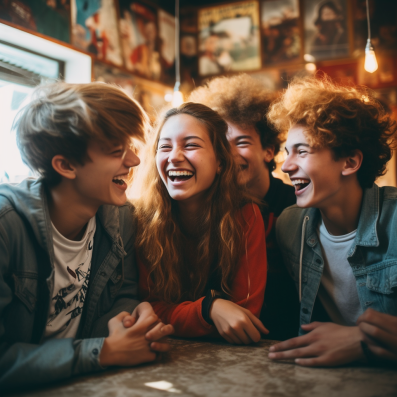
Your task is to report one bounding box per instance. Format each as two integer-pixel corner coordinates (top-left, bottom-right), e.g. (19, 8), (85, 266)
(366, 0), (371, 40)
(175, 0), (180, 88)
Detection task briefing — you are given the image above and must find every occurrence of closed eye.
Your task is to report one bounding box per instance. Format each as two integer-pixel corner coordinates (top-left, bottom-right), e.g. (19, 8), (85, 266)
(237, 141), (251, 146)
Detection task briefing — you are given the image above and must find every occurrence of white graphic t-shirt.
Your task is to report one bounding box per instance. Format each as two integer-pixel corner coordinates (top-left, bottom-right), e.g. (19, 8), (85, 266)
(44, 217), (96, 340)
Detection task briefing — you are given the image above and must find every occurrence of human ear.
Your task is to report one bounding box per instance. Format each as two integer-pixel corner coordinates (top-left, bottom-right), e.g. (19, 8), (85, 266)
(51, 155), (77, 180)
(341, 150), (363, 177)
(263, 146), (275, 163)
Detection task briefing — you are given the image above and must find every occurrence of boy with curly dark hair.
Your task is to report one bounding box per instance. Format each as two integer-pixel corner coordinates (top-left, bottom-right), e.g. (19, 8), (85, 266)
(267, 76), (397, 367)
(189, 74), (299, 341)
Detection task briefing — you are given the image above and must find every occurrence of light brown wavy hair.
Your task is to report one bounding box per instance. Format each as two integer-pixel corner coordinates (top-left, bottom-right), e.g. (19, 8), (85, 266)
(15, 82), (148, 186)
(133, 102), (255, 303)
(268, 76), (396, 188)
(188, 74), (282, 172)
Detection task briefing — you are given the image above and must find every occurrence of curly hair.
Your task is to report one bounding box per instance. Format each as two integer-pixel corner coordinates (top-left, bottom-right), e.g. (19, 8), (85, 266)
(268, 76), (396, 189)
(133, 102), (255, 303)
(188, 74), (282, 172)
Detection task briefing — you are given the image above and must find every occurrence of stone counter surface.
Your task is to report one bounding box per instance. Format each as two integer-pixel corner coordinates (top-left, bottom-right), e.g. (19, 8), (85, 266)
(11, 339), (397, 397)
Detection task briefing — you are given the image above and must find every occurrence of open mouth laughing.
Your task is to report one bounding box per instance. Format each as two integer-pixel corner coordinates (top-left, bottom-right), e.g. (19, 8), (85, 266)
(112, 174), (129, 189)
(291, 178), (311, 194)
(167, 169), (195, 183)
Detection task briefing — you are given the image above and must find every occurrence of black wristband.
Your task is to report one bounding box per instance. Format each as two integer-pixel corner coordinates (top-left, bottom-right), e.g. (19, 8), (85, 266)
(201, 289), (223, 325)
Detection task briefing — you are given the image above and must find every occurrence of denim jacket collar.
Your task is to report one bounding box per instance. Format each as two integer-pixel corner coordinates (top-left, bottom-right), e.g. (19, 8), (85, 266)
(302, 184), (380, 253)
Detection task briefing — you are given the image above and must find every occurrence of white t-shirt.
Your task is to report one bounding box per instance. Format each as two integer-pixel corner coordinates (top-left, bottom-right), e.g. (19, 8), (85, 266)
(317, 219), (363, 326)
(44, 217), (96, 340)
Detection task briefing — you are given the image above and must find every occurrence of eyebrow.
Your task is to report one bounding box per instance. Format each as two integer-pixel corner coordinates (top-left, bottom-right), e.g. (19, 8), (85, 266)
(158, 135), (205, 142)
(234, 135), (254, 141)
(285, 143), (311, 153)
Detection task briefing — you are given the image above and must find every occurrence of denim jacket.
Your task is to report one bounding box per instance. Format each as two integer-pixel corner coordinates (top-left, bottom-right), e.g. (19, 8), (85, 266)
(276, 184), (397, 336)
(0, 179), (139, 391)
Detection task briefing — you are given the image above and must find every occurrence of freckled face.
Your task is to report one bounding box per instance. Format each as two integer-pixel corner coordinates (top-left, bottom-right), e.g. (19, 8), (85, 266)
(282, 125), (346, 209)
(156, 114), (219, 205)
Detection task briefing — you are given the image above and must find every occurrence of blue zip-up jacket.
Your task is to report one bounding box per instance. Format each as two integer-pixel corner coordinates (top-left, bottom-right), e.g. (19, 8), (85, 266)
(0, 179), (139, 391)
(276, 184), (397, 336)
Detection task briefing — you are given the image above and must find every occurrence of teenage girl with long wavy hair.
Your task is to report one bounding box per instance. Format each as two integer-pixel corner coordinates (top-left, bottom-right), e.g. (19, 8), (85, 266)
(133, 102), (268, 344)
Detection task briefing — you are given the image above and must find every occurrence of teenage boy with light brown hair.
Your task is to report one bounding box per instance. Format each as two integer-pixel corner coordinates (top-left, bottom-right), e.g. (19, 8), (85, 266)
(268, 76), (397, 366)
(189, 74), (299, 341)
(0, 82), (174, 391)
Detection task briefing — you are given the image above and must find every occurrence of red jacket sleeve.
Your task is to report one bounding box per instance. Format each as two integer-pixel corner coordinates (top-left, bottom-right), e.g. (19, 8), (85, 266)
(138, 203), (267, 337)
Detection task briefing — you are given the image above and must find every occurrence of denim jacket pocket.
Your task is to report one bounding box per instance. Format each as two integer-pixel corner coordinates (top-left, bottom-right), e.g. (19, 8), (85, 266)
(365, 264), (397, 294)
(12, 272), (38, 313)
(284, 250), (309, 285)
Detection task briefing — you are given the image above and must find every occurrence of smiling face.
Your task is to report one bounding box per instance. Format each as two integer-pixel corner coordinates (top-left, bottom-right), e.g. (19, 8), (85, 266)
(156, 114), (219, 206)
(72, 139), (140, 207)
(282, 125), (346, 209)
(227, 122), (273, 197)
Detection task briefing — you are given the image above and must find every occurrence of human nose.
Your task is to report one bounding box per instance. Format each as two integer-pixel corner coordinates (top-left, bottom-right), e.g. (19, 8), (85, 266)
(281, 153), (296, 174)
(168, 145), (184, 163)
(124, 148), (140, 168)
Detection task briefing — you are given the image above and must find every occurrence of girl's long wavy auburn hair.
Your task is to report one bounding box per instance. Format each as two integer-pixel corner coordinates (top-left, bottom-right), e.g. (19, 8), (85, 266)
(133, 102), (253, 304)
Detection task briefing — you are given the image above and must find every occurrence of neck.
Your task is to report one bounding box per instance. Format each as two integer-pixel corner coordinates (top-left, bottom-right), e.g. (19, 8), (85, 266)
(48, 181), (99, 241)
(177, 198), (203, 237)
(247, 168), (271, 199)
(319, 178), (363, 236)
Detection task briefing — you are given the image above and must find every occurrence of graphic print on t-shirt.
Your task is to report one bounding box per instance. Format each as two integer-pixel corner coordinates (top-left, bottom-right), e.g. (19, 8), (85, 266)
(46, 226), (95, 334)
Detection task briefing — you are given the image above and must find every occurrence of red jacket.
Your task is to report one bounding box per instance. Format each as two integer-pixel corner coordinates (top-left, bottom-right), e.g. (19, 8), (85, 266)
(138, 203), (267, 337)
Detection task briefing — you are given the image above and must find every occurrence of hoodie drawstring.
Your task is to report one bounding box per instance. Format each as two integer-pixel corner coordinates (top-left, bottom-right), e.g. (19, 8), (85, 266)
(299, 216), (309, 302)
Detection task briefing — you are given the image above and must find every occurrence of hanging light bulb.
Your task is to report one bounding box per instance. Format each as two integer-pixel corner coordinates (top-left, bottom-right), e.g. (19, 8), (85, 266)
(364, 39), (378, 73)
(364, 0), (378, 73)
(172, 0), (184, 107)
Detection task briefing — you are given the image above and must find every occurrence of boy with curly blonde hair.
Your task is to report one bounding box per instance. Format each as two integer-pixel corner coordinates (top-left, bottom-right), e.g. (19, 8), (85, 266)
(189, 74), (299, 341)
(268, 76), (397, 367)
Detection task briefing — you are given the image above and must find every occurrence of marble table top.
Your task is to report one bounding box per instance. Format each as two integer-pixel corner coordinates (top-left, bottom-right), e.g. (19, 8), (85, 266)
(12, 338), (397, 397)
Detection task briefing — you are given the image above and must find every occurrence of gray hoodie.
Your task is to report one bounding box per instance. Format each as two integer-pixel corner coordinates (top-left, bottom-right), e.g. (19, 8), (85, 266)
(0, 178), (139, 391)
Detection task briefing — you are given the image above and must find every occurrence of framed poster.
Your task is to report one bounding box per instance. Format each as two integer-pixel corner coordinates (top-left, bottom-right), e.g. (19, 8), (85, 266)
(180, 8), (198, 89)
(0, 0), (70, 43)
(261, 0), (301, 65)
(198, 1), (261, 76)
(93, 61), (169, 121)
(158, 9), (175, 85)
(352, 0), (397, 56)
(303, 0), (349, 61)
(118, 1), (162, 80)
(71, 0), (122, 65)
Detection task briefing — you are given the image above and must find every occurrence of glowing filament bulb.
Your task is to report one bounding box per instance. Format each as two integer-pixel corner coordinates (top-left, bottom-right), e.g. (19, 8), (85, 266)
(172, 90), (184, 107)
(364, 39), (378, 73)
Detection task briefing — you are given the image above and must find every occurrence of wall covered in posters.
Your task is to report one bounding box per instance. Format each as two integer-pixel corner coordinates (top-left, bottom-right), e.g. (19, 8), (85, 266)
(158, 9), (175, 85)
(93, 61), (170, 121)
(261, 0), (301, 66)
(118, 1), (161, 80)
(198, 1), (261, 76)
(303, 0), (349, 61)
(71, 0), (122, 65)
(0, 0), (70, 42)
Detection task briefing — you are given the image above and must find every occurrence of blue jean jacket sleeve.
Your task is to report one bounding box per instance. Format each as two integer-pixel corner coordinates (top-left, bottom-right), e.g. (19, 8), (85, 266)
(0, 337), (105, 391)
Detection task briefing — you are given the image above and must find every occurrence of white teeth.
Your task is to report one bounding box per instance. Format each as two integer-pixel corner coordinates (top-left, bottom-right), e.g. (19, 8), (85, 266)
(168, 170), (194, 176)
(113, 175), (128, 183)
(291, 179), (310, 185)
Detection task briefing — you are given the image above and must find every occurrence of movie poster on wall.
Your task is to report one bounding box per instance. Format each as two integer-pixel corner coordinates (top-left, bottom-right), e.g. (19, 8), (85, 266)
(303, 0), (349, 61)
(71, 0), (122, 65)
(119, 1), (162, 80)
(0, 0), (71, 43)
(198, 1), (261, 76)
(158, 9), (176, 85)
(261, 0), (301, 65)
(93, 61), (169, 121)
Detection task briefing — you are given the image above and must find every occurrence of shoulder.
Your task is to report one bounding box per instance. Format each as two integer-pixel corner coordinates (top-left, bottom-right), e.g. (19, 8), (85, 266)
(277, 205), (311, 236)
(239, 203), (264, 230)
